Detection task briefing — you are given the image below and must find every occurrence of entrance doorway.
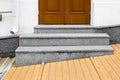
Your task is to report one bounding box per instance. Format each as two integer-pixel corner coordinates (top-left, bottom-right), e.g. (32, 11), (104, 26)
(39, 0), (90, 24)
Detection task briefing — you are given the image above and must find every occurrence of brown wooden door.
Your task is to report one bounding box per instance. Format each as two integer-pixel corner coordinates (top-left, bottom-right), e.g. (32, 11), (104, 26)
(39, 0), (90, 24)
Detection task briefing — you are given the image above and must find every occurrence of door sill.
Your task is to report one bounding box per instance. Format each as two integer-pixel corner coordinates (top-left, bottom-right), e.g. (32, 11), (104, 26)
(35, 25), (99, 29)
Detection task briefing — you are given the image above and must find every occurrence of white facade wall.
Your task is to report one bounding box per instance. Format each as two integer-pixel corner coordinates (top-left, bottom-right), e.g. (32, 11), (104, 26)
(0, 0), (13, 36)
(0, 0), (120, 36)
(92, 0), (120, 26)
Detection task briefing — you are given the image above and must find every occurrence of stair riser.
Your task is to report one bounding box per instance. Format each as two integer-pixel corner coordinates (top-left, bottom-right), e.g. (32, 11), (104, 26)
(34, 29), (96, 33)
(19, 38), (109, 46)
(16, 51), (113, 66)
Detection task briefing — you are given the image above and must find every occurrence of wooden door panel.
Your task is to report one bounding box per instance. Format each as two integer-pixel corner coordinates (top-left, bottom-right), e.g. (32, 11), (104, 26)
(70, 0), (84, 12)
(65, 0), (90, 24)
(46, 0), (59, 12)
(39, 0), (64, 24)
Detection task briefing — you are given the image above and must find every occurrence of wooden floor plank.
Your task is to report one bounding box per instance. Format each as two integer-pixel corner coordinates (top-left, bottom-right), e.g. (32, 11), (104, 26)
(79, 59), (93, 80)
(62, 61), (70, 80)
(24, 65), (35, 80)
(111, 44), (118, 49)
(10, 66), (23, 80)
(74, 60), (85, 80)
(68, 60), (77, 80)
(116, 44), (120, 47)
(85, 58), (100, 80)
(41, 63), (50, 80)
(101, 56), (119, 80)
(105, 56), (120, 79)
(111, 45), (120, 56)
(3, 66), (16, 80)
(36, 63), (45, 80)
(30, 64), (42, 80)
(90, 57), (105, 80)
(16, 66), (29, 80)
(112, 45), (120, 56)
(110, 55), (120, 68)
(56, 62), (62, 80)
(112, 55), (120, 76)
(49, 62), (56, 80)
(112, 45), (120, 55)
(92, 57), (112, 80)
(115, 54), (120, 63)
(100, 56), (120, 80)
(116, 45), (120, 53)
(112, 45), (120, 58)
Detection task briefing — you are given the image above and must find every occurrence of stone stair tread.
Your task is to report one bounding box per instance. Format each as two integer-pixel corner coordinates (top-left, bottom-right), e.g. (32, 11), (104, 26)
(16, 46), (113, 53)
(20, 33), (109, 38)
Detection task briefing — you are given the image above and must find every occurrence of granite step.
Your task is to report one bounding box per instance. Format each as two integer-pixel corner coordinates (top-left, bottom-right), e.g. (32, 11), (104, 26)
(34, 25), (99, 33)
(16, 45), (113, 66)
(19, 33), (110, 46)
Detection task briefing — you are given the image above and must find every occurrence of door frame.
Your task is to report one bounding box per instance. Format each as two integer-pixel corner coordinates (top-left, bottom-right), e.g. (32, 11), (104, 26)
(38, 0), (94, 25)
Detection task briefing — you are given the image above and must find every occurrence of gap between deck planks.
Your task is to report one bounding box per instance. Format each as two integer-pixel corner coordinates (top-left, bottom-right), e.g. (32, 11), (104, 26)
(4, 44), (120, 80)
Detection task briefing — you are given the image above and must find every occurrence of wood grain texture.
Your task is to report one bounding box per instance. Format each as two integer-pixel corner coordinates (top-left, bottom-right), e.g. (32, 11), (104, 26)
(39, 0), (64, 24)
(3, 63), (44, 80)
(39, 0), (90, 24)
(65, 0), (90, 24)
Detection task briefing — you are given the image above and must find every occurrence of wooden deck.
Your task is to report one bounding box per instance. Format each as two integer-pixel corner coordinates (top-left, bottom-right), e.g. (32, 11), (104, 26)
(3, 44), (120, 80)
